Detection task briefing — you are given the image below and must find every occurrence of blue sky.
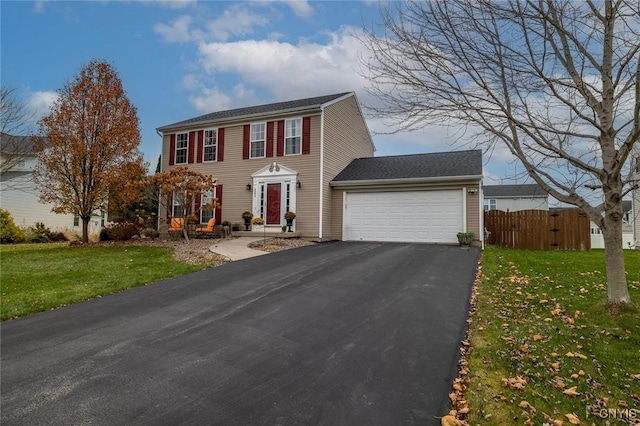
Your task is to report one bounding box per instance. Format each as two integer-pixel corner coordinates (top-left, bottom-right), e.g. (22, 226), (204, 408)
(1, 0), (512, 181)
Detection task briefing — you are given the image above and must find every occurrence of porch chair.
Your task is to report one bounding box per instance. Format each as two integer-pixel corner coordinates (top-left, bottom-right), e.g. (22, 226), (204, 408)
(168, 218), (184, 237)
(194, 218), (216, 237)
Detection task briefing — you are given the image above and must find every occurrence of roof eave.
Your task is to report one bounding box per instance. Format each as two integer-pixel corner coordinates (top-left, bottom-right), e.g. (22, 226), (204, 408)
(157, 104), (326, 133)
(330, 174), (483, 187)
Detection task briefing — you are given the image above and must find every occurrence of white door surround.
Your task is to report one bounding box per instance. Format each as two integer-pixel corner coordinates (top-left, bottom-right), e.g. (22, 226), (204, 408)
(251, 162), (297, 230)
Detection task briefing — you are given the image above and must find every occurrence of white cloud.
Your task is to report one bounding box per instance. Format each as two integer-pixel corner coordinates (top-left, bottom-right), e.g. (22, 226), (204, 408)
(33, 1), (48, 13)
(153, 15), (197, 43)
(284, 0), (313, 19)
(141, 0), (196, 9)
(205, 5), (270, 42)
(189, 84), (259, 113)
(26, 90), (58, 121)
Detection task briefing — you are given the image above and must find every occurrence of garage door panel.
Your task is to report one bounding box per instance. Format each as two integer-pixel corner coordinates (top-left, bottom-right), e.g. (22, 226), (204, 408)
(344, 190), (463, 243)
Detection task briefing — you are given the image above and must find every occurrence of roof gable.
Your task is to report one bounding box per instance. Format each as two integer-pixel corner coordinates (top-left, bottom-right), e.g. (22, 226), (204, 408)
(158, 92), (352, 132)
(331, 150), (482, 183)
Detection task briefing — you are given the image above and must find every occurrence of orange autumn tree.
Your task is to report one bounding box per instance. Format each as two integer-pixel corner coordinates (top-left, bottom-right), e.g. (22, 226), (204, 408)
(35, 60), (145, 243)
(149, 167), (218, 240)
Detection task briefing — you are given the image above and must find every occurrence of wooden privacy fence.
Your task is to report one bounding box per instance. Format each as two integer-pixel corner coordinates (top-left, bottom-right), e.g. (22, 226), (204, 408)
(484, 209), (591, 250)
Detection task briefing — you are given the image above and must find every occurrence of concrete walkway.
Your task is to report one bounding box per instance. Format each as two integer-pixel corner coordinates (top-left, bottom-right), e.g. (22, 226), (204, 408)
(208, 237), (270, 261)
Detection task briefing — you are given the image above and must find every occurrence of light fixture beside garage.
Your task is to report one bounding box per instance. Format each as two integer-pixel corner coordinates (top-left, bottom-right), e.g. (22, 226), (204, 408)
(467, 188), (478, 194)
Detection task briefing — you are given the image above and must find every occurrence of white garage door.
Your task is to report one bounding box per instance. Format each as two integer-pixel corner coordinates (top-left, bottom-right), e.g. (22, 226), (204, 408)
(344, 190), (464, 243)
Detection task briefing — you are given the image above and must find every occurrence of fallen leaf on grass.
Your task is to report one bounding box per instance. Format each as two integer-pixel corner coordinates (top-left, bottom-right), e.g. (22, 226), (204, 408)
(533, 334), (545, 341)
(565, 413), (580, 424)
(551, 362), (561, 371)
(631, 374), (640, 381)
(501, 376), (527, 390)
(440, 415), (462, 426)
(563, 386), (580, 397)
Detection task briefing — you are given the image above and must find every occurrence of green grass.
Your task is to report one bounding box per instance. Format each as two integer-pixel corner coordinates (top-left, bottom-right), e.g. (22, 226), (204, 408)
(0, 243), (206, 321)
(464, 248), (640, 425)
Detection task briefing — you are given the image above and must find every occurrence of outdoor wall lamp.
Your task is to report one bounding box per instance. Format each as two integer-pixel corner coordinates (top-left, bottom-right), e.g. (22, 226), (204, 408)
(467, 188), (478, 194)
(246, 183), (252, 191)
(296, 180), (302, 189)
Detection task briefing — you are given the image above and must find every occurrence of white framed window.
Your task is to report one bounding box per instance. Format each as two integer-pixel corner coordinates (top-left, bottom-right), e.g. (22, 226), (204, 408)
(200, 190), (215, 223)
(250, 123), (265, 158)
(172, 193), (184, 218)
(203, 129), (217, 162)
(484, 199), (497, 211)
(285, 118), (301, 155)
(175, 133), (188, 164)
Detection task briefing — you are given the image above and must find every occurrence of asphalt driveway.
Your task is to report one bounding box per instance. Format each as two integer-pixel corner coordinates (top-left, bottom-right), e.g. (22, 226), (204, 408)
(1, 242), (479, 425)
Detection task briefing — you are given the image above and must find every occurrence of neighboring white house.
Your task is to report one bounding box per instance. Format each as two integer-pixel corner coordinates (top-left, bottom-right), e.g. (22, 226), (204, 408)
(0, 133), (103, 234)
(590, 200), (635, 249)
(483, 184), (549, 211)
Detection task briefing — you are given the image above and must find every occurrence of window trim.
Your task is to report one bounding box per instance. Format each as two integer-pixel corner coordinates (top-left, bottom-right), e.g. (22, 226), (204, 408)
(203, 128), (218, 163)
(175, 132), (188, 165)
(284, 117), (302, 156)
(200, 189), (216, 223)
(250, 122), (266, 159)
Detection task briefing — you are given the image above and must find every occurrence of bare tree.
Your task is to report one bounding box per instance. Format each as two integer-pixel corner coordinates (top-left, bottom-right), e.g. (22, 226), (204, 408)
(361, 0), (639, 308)
(0, 86), (37, 177)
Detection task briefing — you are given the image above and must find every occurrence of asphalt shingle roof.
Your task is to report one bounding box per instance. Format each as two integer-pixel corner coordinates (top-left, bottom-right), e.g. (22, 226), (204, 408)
(331, 150), (482, 182)
(158, 92), (352, 131)
(483, 184), (547, 197)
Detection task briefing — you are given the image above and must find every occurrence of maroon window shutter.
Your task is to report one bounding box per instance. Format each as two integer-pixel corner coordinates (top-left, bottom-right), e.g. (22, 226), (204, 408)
(169, 134), (176, 166)
(302, 117), (311, 154)
(215, 185), (223, 224)
(188, 132), (196, 163)
(266, 121), (274, 157)
(197, 130), (203, 163)
(243, 125), (250, 159)
(276, 120), (284, 156)
(218, 128), (225, 162)
(194, 191), (201, 221)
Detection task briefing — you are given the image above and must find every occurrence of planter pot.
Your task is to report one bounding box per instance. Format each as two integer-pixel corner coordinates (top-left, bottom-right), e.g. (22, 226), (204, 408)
(286, 218), (294, 232)
(252, 225), (264, 232)
(243, 217), (251, 231)
(457, 234), (474, 246)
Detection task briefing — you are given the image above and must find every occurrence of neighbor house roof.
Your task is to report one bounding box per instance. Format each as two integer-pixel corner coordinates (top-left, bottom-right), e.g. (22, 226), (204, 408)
(157, 92), (353, 132)
(0, 133), (41, 155)
(483, 184), (547, 198)
(330, 150), (482, 186)
(596, 200), (632, 214)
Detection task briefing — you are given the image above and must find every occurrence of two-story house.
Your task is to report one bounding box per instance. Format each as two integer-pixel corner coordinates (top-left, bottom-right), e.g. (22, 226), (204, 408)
(0, 133), (104, 234)
(157, 92), (483, 244)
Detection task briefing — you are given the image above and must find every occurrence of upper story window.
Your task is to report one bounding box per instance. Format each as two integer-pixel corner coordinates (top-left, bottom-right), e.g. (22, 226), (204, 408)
(175, 133), (188, 164)
(285, 118), (301, 155)
(203, 129), (217, 162)
(250, 123), (265, 158)
(484, 199), (497, 211)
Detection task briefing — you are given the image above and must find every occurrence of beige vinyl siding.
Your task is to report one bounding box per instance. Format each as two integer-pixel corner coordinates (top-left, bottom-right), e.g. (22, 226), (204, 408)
(322, 96), (375, 240)
(330, 181), (482, 242)
(159, 115), (323, 238)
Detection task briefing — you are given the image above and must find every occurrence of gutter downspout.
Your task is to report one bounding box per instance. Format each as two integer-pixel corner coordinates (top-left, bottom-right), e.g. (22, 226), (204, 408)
(318, 107), (325, 240)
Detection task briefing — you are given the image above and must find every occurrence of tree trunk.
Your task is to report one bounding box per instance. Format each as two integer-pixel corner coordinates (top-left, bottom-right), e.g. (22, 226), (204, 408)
(601, 213), (631, 307)
(81, 217), (90, 244)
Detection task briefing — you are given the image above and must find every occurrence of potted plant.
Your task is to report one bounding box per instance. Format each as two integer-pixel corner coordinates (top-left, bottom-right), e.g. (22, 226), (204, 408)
(456, 232), (474, 246)
(284, 211), (296, 232)
(241, 211), (253, 230)
(251, 217), (264, 232)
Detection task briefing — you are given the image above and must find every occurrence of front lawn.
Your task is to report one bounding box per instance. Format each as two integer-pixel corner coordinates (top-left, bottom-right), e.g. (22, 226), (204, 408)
(0, 243), (206, 320)
(459, 248), (640, 425)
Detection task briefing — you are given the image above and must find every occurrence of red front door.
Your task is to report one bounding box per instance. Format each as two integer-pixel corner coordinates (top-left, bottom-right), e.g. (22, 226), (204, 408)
(266, 183), (281, 225)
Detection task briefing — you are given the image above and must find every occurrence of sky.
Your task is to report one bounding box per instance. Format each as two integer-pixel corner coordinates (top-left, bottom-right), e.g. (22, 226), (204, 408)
(1, 0), (517, 183)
